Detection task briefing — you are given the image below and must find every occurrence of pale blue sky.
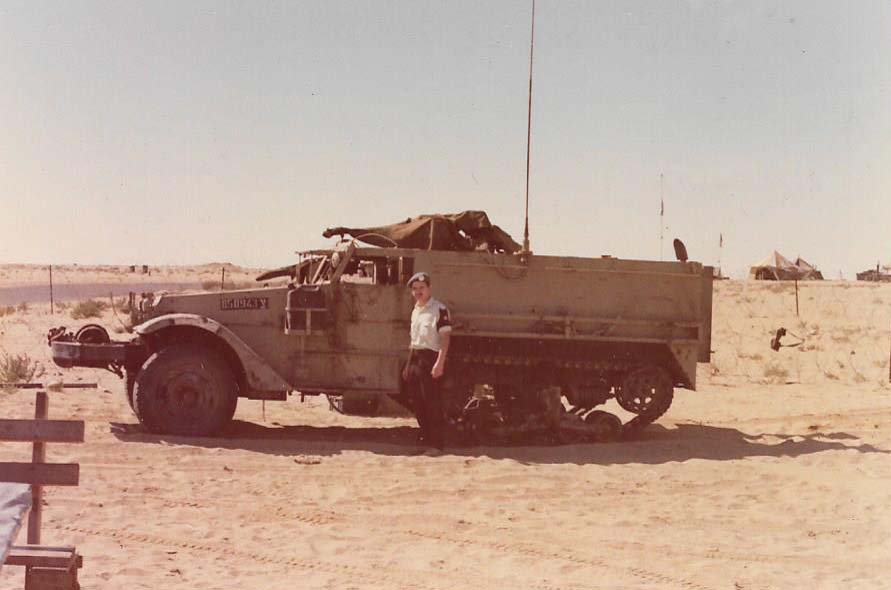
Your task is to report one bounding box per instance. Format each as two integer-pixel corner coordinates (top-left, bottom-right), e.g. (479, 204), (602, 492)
(2, 1), (889, 278)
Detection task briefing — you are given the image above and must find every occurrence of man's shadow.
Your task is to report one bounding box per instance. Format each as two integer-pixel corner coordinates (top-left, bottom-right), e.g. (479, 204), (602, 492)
(108, 419), (889, 465)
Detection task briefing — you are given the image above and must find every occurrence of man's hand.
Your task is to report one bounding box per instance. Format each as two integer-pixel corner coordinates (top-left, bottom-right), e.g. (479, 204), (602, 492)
(402, 365), (410, 381)
(431, 361), (444, 379)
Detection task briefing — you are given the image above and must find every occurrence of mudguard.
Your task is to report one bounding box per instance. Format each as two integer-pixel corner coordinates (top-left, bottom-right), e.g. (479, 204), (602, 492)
(135, 313), (291, 393)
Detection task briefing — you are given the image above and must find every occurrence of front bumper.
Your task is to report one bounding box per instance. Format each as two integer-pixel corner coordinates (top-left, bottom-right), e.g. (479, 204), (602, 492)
(51, 340), (148, 369)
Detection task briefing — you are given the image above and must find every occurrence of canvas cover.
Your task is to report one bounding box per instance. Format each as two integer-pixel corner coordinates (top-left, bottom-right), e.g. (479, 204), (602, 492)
(322, 211), (522, 254)
(0, 483), (30, 570)
(256, 212), (521, 282)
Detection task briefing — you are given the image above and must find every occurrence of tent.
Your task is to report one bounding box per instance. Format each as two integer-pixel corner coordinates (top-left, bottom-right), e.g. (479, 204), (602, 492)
(792, 257), (824, 280)
(749, 251), (823, 281)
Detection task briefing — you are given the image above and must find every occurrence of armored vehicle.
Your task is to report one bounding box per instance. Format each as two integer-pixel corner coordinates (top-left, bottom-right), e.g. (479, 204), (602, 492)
(49, 212), (713, 443)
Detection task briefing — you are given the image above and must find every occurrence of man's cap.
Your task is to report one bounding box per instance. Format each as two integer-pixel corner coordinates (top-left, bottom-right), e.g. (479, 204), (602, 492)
(407, 271), (431, 288)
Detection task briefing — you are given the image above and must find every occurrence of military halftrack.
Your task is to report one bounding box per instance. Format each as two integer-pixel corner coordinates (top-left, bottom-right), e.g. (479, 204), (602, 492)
(49, 212), (713, 444)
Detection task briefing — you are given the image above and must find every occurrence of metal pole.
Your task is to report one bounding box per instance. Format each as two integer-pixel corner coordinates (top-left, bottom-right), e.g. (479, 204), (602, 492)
(660, 173), (664, 261)
(27, 391), (48, 545)
(718, 233), (723, 278)
(522, 0), (536, 255)
(49, 265), (54, 315)
(221, 268), (226, 290)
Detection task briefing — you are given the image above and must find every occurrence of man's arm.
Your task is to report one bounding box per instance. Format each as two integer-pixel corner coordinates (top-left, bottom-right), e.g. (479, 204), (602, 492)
(432, 332), (450, 379)
(431, 303), (452, 379)
(402, 348), (414, 381)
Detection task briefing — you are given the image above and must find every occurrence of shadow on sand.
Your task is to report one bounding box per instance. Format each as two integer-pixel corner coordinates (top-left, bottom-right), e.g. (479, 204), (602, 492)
(108, 419), (890, 465)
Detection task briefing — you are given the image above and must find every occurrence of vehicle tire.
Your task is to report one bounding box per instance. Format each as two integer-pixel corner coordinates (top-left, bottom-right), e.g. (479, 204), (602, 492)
(616, 365), (674, 421)
(133, 343), (238, 436)
(124, 368), (137, 413)
(75, 324), (110, 344)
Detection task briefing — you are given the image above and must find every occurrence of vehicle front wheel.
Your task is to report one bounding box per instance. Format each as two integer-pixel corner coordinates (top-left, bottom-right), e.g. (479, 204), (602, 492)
(133, 343), (238, 436)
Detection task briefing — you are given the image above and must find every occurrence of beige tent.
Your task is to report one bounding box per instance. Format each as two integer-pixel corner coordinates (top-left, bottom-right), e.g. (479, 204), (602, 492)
(749, 251), (823, 281)
(792, 257), (824, 280)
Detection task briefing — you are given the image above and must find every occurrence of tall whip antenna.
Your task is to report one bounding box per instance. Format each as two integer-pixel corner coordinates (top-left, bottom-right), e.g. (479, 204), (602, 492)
(522, 0), (536, 255)
(659, 172), (664, 261)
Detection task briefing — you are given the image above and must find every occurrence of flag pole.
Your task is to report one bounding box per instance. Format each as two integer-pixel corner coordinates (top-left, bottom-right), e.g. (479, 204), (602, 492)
(718, 232), (723, 278)
(659, 173), (664, 261)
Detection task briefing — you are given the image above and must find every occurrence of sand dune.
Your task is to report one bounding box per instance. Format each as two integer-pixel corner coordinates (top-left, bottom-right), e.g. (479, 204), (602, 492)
(1, 269), (890, 589)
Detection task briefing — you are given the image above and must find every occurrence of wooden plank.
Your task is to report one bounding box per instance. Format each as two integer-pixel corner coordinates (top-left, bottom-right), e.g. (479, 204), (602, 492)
(5, 545), (81, 569)
(0, 419), (85, 443)
(0, 383), (97, 390)
(0, 463), (79, 486)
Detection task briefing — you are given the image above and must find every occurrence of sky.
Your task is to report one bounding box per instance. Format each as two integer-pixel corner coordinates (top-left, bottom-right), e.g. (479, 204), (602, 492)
(1, 1), (889, 278)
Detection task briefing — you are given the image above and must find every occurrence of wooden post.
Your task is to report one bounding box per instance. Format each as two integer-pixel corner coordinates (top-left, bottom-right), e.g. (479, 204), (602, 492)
(221, 268), (226, 290)
(794, 279), (799, 317)
(27, 391), (48, 545)
(48, 265), (54, 316)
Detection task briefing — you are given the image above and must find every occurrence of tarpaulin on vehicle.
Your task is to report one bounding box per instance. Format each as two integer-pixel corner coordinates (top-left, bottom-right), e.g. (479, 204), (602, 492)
(322, 211), (522, 254)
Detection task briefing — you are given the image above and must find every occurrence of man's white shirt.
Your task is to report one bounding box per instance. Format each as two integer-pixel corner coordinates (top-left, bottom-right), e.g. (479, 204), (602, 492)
(410, 298), (452, 352)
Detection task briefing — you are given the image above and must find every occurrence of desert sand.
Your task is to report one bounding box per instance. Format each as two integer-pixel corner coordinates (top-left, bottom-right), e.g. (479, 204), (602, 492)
(1, 266), (890, 589)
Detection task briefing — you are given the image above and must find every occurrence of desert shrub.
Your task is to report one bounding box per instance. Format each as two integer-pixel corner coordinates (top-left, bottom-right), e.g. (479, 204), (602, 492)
(226, 281), (257, 290)
(830, 331), (851, 344)
(201, 280), (256, 291)
(71, 299), (108, 319)
(0, 306), (14, 317)
(763, 362), (789, 383)
(55, 301), (69, 311)
(113, 296), (132, 314)
(16, 302), (28, 313)
(0, 352), (45, 390)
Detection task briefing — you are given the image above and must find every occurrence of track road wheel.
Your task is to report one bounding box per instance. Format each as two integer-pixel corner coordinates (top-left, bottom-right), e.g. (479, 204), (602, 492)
(617, 365), (674, 423)
(584, 410), (623, 442)
(133, 343), (238, 436)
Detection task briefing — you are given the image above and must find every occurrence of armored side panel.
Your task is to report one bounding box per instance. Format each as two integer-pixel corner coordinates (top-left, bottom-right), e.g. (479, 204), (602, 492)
(300, 247), (713, 396)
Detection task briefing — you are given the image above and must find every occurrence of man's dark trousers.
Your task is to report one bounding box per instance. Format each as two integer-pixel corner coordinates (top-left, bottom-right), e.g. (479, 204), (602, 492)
(405, 349), (445, 449)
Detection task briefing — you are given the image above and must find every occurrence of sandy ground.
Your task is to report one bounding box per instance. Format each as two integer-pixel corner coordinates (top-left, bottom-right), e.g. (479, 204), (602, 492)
(1, 268), (891, 589)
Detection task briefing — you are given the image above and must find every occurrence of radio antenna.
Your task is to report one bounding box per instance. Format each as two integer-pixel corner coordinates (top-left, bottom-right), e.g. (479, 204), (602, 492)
(522, 0), (536, 255)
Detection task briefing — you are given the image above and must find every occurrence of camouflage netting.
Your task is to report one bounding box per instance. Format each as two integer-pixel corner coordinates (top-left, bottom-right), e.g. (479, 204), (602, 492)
(322, 211), (521, 254)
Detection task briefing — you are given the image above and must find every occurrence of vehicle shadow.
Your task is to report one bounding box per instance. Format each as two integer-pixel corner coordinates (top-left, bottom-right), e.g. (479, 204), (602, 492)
(108, 419), (890, 465)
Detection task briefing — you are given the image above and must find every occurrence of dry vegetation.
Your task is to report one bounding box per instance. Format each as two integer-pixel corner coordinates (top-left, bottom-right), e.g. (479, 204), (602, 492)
(70, 299), (109, 319)
(1, 270), (891, 589)
(0, 351), (44, 388)
(707, 280), (891, 386)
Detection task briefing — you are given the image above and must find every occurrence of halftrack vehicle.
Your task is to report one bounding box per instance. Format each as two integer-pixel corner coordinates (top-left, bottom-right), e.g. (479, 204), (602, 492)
(49, 212), (713, 444)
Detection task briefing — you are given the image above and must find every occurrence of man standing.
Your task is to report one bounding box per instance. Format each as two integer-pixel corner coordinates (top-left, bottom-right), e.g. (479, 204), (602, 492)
(402, 272), (451, 451)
